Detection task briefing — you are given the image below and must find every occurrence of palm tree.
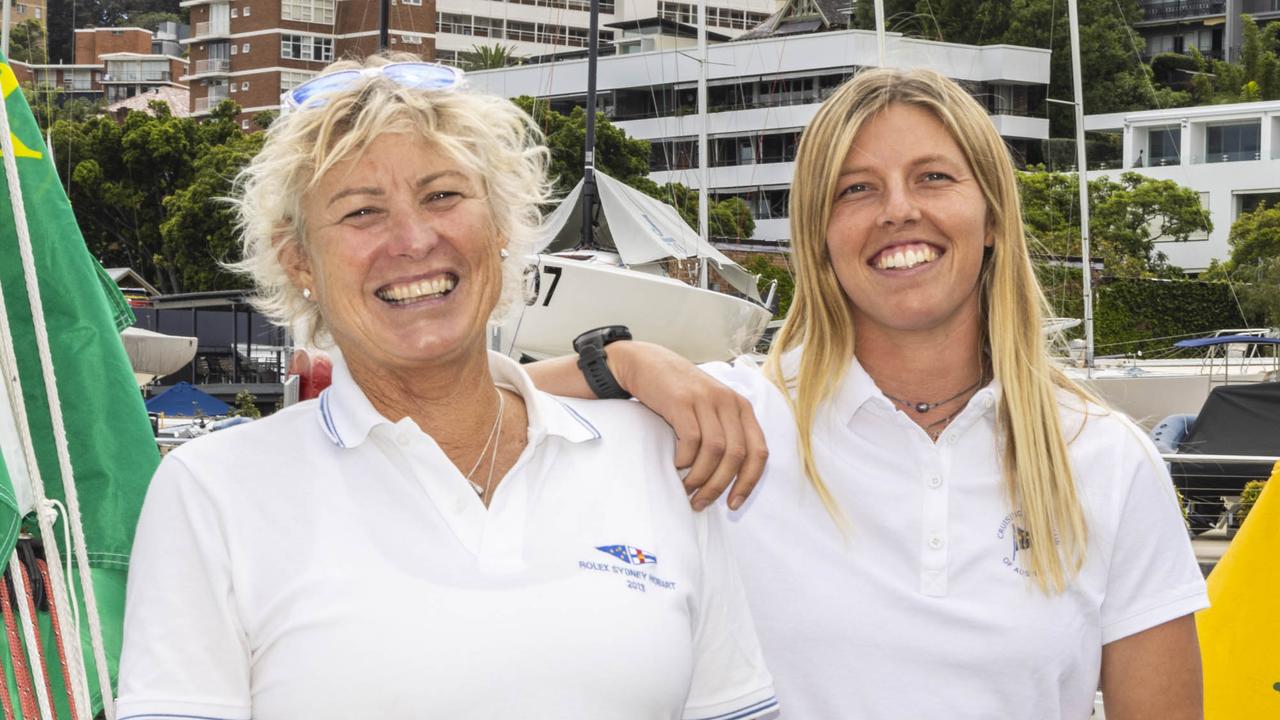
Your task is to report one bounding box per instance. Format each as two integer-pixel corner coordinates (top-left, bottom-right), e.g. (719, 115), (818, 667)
(460, 43), (520, 71)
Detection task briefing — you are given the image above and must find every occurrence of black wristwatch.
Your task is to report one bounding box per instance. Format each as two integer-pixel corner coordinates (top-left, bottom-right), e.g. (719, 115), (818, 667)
(573, 326), (633, 400)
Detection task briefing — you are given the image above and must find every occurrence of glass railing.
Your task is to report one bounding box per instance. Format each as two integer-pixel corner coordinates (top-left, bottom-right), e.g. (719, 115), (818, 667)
(195, 58), (231, 74)
(1138, 0), (1226, 20)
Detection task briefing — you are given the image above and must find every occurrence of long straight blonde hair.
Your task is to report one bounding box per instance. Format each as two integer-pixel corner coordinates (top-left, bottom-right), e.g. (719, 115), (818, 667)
(767, 68), (1091, 593)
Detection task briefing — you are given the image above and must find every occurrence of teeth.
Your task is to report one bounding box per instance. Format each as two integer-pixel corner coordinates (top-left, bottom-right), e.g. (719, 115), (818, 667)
(875, 246), (938, 270)
(378, 276), (456, 303)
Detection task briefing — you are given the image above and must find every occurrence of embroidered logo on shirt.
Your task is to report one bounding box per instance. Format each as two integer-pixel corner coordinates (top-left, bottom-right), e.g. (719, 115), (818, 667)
(997, 510), (1034, 578)
(596, 544), (658, 565)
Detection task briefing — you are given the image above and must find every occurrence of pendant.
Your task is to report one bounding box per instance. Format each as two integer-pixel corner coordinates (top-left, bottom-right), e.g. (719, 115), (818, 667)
(915, 402), (931, 413)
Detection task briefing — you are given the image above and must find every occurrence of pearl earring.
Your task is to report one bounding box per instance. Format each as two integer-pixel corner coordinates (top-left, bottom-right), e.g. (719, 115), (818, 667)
(499, 248), (510, 261)
(302, 288), (312, 300)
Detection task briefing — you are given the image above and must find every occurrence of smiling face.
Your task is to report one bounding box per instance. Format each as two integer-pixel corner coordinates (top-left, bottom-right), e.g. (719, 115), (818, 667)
(826, 102), (993, 347)
(288, 131), (502, 374)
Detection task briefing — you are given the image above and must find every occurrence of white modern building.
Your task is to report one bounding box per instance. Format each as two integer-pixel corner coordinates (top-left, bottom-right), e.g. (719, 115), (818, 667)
(467, 26), (1051, 247)
(435, 0), (784, 65)
(1086, 100), (1280, 272)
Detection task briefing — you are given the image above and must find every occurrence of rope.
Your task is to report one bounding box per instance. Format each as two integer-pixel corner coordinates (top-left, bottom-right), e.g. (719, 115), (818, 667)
(0, 80), (110, 719)
(0, 572), (38, 719)
(17, 561), (54, 716)
(37, 559), (79, 720)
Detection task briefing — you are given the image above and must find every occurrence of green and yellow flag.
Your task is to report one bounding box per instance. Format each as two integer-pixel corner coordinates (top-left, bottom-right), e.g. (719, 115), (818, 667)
(0, 51), (158, 717)
(1198, 462), (1280, 719)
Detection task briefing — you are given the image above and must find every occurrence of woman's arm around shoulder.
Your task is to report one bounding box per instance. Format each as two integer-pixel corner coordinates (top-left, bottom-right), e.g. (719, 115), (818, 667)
(524, 341), (768, 511)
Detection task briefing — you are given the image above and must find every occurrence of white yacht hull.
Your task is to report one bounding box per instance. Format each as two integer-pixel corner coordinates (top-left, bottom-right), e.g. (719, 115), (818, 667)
(493, 254), (771, 363)
(1068, 363), (1276, 430)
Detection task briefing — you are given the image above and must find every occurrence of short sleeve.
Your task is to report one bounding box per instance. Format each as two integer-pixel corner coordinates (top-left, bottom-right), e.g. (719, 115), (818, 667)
(117, 454), (253, 720)
(699, 355), (763, 404)
(682, 505), (778, 720)
(1098, 434), (1209, 645)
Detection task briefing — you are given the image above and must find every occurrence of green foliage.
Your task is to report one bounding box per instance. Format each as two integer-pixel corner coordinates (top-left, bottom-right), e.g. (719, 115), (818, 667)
(1236, 480), (1267, 526)
(1037, 266), (1258, 357)
(9, 19), (47, 64)
(127, 10), (182, 32)
(1182, 17), (1280, 104)
(510, 96), (754, 238)
(741, 255), (794, 318)
(461, 43), (521, 70)
(1018, 169), (1207, 277)
(1205, 204), (1280, 326)
(1225, 203), (1280, 268)
(230, 390), (262, 419)
(50, 100), (253, 294)
(23, 84), (105, 128)
(853, 0), (1157, 124)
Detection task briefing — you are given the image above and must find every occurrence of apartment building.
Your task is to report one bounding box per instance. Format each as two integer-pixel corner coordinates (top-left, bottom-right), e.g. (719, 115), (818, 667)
(434, 0), (783, 66)
(1136, 0), (1280, 62)
(466, 24), (1050, 249)
(181, 0), (435, 129)
(8, 0), (46, 28)
(14, 27), (187, 104)
(1086, 100), (1280, 271)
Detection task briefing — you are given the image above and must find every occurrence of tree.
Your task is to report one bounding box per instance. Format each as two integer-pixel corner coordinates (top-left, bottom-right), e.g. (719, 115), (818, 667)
(230, 390), (262, 418)
(1199, 203), (1280, 326)
(23, 84), (104, 129)
(853, 0), (1157, 127)
(50, 100), (245, 293)
(1184, 17), (1280, 104)
(1017, 169), (1209, 277)
(9, 19), (47, 64)
(1224, 202), (1280, 269)
(461, 43), (520, 70)
(741, 255), (794, 318)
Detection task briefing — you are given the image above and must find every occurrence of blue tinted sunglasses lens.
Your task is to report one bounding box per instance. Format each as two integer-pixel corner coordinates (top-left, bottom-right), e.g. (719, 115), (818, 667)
(382, 63), (463, 90)
(289, 70), (362, 108)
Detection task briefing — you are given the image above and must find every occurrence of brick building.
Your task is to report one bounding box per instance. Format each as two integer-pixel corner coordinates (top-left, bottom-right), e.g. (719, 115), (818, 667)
(14, 27), (187, 105)
(182, 0), (435, 129)
(9, 0), (46, 29)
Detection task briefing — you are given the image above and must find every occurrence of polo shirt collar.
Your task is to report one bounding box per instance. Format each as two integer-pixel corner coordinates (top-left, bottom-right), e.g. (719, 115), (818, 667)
(823, 351), (1004, 427)
(316, 350), (601, 449)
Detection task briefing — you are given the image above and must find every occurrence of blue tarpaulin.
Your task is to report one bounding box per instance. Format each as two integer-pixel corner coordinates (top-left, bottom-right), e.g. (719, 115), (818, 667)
(1174, 335), (1280, 348)
(144, 382), (231, 417)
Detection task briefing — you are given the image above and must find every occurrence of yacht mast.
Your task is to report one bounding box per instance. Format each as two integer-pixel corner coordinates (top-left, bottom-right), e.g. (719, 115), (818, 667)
(873, 0), (886, 66)
(696, 0), (709, 288)
(1067, 0), (1095, 369)
(580, 0), (600, 249)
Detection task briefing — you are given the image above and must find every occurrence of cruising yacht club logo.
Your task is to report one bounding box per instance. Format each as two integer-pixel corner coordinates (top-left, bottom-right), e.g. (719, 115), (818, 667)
(996, 510), (1033, 578)
(596, 544), (658, 565)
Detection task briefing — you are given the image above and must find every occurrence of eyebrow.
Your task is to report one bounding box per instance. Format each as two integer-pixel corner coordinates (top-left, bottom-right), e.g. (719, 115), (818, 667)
(836, 153), (961, 177)
(327, 170), (470, 206)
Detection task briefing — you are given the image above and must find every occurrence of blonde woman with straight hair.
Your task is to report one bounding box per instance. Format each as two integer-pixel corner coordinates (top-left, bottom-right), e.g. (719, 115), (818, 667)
(531, 67), (1207, 718)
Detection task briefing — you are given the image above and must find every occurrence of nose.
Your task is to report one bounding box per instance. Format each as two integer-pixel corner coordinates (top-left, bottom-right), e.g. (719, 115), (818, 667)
(876, 179), (922, 227)
(385, 210), (440, 258)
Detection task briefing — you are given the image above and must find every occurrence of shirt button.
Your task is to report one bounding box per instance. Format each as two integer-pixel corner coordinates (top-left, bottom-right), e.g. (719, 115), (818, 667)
(947, 432), (959, 445)
(984, 396), (994, 408)
(927, 474), (943, 489)
(928, 536), (944, 550)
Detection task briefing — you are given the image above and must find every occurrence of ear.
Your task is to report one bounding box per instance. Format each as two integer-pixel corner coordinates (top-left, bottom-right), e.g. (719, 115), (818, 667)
(275, 231), (314, 294)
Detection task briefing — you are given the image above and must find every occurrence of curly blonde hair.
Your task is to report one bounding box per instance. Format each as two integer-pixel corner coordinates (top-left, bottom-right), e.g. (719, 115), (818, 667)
(229, 53), (552, 347)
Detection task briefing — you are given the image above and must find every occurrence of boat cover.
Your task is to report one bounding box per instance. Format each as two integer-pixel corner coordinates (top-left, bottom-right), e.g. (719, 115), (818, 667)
(535, 171), (763, 302)
(121, 327), (197, 385)
(1171, 382), (1280, 496)
(145, 382), (231, 417)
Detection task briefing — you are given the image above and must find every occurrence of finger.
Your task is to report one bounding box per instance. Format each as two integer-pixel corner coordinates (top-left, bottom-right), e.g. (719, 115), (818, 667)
(692, 402), (749, 511)
(727, 396), (768, 511)
(681, 400), (727, 500)
(669, 401), (701, 471)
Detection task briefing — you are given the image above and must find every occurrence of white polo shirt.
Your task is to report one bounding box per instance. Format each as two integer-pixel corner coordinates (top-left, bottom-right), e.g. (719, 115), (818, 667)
(705, 350), (1207, 719)
(119, 351), (777, 720)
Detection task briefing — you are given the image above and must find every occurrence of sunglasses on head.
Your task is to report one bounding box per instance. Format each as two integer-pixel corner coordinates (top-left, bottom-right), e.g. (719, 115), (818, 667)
(280, 62), (466, 115)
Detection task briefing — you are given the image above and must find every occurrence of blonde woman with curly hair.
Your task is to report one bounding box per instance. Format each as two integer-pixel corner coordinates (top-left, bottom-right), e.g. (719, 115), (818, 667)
(116, 55), (777, 720)
(532, 68), (1207, 718)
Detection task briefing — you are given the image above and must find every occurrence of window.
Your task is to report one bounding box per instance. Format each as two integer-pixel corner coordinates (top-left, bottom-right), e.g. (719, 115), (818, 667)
(231, 44), (238, 54)
(281, 34), (334, 61)
(280, 70), (316, 92)
(1206, 122), (1261, 163)
(241, 81), (249, 91)
(282, 0), (335, 23)
(242, 43), (250, 53)
(231, 8), (238, 17)
(402, 0), (422, 5)
(401, 34), (423, 45)
(243, 6), (251, 15)
(34, 7), (40, 19)
(230, 83), (237, 93)
(242, 119), (250, 129)
(1146, 125), (1180, 166)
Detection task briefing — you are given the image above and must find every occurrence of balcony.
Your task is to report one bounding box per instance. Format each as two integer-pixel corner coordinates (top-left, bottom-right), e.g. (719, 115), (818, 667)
(195, 58), (231, 75)
(194, 89), (230, 113)
(193, 20), (231, 39)
(1137, 0), (1226, 23)
(103, 71), (172, 83)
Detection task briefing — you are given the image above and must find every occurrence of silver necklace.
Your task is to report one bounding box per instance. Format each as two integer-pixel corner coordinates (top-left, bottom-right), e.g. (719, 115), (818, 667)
(883, 377), (982, 414)
(478, 389), (506, 506)
(464, 389), (505, 497)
